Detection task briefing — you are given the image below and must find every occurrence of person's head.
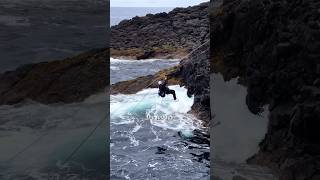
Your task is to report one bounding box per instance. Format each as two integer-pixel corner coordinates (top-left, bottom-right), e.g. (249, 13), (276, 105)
(158, 81), (162, 85)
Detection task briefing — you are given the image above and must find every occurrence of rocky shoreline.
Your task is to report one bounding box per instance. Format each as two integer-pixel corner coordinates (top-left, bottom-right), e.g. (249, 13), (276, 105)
(210, 0), (319, 179)
(110, 2), (209, 60)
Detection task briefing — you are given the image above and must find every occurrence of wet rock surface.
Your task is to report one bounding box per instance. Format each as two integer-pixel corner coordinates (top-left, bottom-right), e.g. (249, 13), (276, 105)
(210, 0), (320, 179)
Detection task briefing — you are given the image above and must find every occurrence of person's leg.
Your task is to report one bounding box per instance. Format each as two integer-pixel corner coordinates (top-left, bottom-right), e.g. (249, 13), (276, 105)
(159, 90), (165, 97)
(167, 89), (176, 100)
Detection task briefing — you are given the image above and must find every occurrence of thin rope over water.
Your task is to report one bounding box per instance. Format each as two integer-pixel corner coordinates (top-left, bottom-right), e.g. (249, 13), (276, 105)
(61, 114), (107, 166)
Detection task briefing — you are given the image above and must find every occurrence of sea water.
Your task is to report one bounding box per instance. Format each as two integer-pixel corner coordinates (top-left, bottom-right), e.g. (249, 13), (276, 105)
(0, 93), (108, 179)
(110, 58), (180, 84)
(110, 59), (210, 179)
(0, 0), (107, 72)
(0, 58), (210, 179)
(111, 7), (174, 26)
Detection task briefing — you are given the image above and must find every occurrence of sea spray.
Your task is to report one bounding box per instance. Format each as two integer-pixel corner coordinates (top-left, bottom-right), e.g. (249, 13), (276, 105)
(109, 60), (210, 179)
(110, 85), (203, 132)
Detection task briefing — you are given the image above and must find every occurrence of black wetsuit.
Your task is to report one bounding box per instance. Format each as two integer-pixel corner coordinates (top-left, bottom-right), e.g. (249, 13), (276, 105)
(158, 79), (176, 100)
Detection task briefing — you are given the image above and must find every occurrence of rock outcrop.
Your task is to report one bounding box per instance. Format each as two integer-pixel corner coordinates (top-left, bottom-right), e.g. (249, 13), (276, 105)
(210, 0), (320, 179)
(180, 42), (211, 123)
(0, 49), (108, 105)
(111, 2), (210, 59)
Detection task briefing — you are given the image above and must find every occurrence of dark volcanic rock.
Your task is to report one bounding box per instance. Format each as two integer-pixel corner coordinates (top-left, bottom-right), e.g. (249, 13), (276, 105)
(136, 50), (156, 60)
(210, 0), (320, 179)
(0, 49), (108, 105)
(190, 152), (210, 162)
(110, 2), (210, 59)
(180, 41), (211, 123)
(156, 146), (167, 154)
(179, 129), (210, 145)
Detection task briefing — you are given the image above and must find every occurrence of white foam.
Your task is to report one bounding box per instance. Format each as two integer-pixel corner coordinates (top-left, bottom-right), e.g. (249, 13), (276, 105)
(110, 57), (180, 64)
(110, 65), (120, 70)
(110, 85), (202, 131)
(131, 123), (142, 133)
(128, 133), (139, 146)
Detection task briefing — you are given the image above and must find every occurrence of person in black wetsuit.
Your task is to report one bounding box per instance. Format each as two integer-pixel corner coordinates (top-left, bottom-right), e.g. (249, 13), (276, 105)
(158, 77), (177, 100)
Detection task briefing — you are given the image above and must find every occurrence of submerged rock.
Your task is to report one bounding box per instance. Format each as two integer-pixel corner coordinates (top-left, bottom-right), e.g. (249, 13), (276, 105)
(178, 129), (210, 145)
(190, 152), (210, 162)
(156, 146), (167, 154)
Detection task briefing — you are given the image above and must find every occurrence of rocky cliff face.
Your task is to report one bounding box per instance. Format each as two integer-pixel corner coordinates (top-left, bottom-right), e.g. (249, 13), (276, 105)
(111, 2), (210, 59)
(210, 0), (320, 179)
(180, 42), (211, 123)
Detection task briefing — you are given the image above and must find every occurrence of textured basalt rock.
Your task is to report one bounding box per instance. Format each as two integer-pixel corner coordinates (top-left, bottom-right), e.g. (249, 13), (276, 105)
(210, 0), (320, 179)
(110, 2), (210, 59)
(180, 42), (211, 123)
